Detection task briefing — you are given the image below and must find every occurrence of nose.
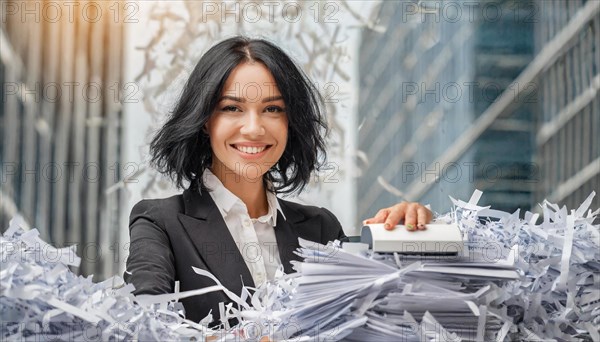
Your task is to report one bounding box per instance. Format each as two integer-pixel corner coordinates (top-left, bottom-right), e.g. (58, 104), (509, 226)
(240, 111), (265, 137)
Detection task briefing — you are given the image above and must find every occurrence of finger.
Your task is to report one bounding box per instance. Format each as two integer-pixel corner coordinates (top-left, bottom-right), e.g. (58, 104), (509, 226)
(368, 208), (391, 224)
(404, 203), (419, 231)
(363, 214), (380, 224)
(384, 203), (407, 230)
(363, 209), (390, 225)
(417, 206), (430, 230)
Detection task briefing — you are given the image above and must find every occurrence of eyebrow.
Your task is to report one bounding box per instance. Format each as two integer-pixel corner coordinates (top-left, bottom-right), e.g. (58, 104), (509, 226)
(218, 95), (284, 103)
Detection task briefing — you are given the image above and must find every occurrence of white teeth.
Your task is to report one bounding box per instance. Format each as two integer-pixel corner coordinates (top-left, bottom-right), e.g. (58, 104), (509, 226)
(235, 145), (267, 154)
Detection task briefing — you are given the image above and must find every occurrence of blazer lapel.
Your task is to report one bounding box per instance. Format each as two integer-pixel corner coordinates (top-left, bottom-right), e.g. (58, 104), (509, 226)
(274, 211), (301, 274)
(276, 199), (323, 274)
(178, 187), (255, 290)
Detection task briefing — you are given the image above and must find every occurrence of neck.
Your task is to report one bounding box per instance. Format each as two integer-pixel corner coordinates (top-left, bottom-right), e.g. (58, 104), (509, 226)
(210, 166), (269, 218)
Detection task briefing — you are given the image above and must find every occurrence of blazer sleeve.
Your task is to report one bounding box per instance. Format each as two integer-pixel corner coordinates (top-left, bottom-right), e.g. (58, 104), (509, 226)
(124, 200), (176, 295)
(321, 207), (348, 243)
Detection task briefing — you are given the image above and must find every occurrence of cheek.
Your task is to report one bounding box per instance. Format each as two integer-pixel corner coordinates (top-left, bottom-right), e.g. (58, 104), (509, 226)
(206, 125), (217, 148)
(206, 117), (227, 145)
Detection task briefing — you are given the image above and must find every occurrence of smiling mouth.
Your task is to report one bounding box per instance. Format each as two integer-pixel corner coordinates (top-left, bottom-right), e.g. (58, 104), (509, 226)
(232, 144), (271, 154)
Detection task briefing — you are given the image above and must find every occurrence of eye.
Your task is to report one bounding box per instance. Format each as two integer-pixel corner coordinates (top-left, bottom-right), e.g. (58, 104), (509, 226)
(265, 106), (285, 113)
(221, 105), (241, 112)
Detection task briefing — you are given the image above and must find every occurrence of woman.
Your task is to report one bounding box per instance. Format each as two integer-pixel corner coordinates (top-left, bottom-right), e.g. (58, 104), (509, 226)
(124, 36), (432, 324)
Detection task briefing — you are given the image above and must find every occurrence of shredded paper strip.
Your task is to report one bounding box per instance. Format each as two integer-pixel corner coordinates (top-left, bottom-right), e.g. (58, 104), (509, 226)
(1, 191), (599, 341)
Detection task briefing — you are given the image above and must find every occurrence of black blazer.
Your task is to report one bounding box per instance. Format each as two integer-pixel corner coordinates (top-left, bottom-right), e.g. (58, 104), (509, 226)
(124, 185), (346, 324)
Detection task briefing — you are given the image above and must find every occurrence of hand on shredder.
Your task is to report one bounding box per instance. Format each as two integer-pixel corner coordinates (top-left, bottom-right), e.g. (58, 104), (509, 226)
(363, 202), (432, 231)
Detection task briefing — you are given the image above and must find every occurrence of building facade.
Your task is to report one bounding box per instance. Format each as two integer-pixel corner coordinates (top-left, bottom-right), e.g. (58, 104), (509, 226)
(356, 0), (598, 219)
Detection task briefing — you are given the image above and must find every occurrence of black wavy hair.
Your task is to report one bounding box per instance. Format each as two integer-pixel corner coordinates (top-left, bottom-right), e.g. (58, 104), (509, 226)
(149, 36), (328, 194)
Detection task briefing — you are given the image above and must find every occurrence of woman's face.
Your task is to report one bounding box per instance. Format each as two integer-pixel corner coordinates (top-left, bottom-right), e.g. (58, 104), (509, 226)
(206, 61), (288, 183)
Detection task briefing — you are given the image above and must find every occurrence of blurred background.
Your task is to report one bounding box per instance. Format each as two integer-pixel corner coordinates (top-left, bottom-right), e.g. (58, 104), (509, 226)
(1, 0), (598, 280)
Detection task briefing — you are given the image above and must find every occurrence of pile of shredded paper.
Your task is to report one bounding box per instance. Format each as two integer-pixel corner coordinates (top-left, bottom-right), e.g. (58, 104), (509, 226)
(2, 191), (599, 341)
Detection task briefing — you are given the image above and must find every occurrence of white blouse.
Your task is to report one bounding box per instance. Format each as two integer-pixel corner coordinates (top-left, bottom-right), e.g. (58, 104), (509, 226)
(203, 169), (285, 286)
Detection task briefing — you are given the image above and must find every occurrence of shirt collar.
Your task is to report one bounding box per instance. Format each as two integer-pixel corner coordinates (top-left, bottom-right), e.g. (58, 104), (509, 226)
(264, 189), (286, 226)
(203, 169), (239, 216)
(202, 169), (286, 226)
